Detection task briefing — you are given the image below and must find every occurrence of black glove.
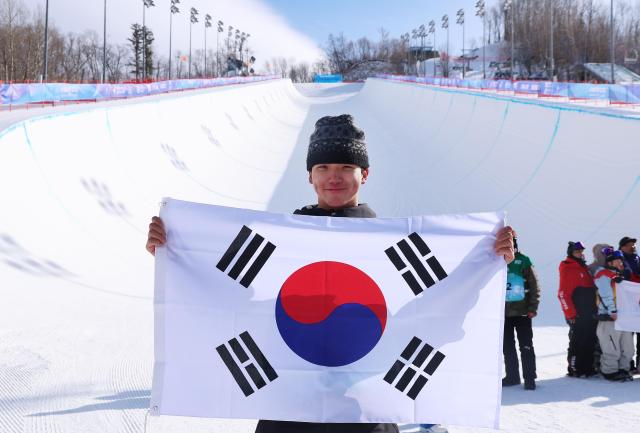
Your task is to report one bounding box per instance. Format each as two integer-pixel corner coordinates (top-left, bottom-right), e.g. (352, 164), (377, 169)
(614, 276), (624, 283)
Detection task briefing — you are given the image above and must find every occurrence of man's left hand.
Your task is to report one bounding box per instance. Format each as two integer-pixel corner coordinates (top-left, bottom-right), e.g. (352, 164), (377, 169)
(495, 226), (515, 264)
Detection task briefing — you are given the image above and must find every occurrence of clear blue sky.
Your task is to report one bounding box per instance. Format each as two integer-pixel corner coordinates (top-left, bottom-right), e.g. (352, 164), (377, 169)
(263, 0), (488, 54)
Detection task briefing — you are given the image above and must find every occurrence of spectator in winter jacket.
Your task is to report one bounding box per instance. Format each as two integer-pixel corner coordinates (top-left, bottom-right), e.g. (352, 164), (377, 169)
(502, 238), (540, 390)
(594, 248), (634, 381)
(587, 243), (613, 277)
(618, 236), (640, 373)
(145, 114), (516, 433)
(586, 243), (611, 371)
(558, 241), (598, 377)
(618, 237), (640, 282)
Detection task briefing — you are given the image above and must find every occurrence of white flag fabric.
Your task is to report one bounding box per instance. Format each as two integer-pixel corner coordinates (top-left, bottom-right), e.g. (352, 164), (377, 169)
(151, 198), (507, 428)
(615, 280), (640, 332)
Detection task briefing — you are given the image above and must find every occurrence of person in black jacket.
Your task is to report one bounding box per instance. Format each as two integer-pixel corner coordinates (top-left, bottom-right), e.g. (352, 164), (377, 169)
(145, 114), (516, 433)
(502, 238), (540, 390)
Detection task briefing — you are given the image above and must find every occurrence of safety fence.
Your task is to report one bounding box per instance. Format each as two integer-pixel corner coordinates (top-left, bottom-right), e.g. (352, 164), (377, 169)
(378, 74), (640, 107)
(0, 75), (280, 109)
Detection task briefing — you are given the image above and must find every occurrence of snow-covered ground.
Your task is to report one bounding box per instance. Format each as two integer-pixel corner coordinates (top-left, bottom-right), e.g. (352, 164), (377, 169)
(1, 80), (639, 433)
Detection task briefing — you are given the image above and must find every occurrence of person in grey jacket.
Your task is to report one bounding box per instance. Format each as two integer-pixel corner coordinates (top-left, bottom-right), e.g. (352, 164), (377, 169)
(594, 248), (634, 382)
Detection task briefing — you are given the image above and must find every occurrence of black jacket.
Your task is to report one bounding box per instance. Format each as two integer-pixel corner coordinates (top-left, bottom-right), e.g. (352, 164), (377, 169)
(255, 203), (398, 433)
(293, 203), (377, 218)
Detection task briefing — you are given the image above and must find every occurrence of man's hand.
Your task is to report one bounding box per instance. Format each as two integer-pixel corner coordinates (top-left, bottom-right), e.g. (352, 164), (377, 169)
(527, 312), (537, 319)
(495, 226), (515, 264)
(146, 216), (166, 256)
(611, 312), (618, 321)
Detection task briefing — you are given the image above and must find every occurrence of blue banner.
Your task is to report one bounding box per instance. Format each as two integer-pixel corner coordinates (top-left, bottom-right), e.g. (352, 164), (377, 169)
(608, 84), (640, 104)
(496, 80), (514, 91)
(539, 82), (569, 97)
(376, 74), (640, 106)
(0, 76), (279, 106)
(314, 74), (343, 83)
(514, 81), (543, 94)
(567, 83), (610, 101)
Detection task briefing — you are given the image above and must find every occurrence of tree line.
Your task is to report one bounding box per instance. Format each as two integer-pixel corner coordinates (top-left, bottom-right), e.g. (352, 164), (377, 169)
(0, 0), (252, 83)
(491, 0), (640, 78)
(321, 0), (640, 81)
(2, 0), (639, 84)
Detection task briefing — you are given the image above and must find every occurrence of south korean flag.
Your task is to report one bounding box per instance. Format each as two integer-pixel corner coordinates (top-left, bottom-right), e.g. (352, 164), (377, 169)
(151, 198), (506, 429)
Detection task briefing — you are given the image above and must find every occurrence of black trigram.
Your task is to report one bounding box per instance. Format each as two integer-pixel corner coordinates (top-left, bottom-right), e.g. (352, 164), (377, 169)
(385, 232), (448, 295)
(216, 225), (276, 288)
(383, 336), (446, 400)
(216, 331), (278, 397)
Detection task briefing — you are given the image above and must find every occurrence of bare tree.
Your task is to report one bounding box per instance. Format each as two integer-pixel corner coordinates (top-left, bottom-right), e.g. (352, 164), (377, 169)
(277, 57), (288, 78)
(0, 0), (27, 81)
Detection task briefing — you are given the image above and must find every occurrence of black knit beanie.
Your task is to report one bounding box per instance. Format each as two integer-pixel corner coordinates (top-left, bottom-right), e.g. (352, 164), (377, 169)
(306, 114), (369, 171)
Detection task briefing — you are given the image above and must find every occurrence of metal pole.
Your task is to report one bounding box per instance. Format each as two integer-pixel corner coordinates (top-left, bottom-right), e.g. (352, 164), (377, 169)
(420, 34), (424, 77)
(409, 35), (413, 75)
(143, 2), (146, 81)
(43, 0), (49, 82)
(169, 10), (172, 79)
(102, 0), (107, 83)
(189, 22), (192, 78)
(511, 2), (515, 80)
(409, 33), (413, 75)
(550, 0), (555, 81)
(610, 0), (615, 84)
(204, 27), (207, 77)
(216, 30), (219, 77)
(434, 29), (437, 77)
(462, 22), (465, 79)
(447, 26), (449, 78)
(482, 13), (486, 79)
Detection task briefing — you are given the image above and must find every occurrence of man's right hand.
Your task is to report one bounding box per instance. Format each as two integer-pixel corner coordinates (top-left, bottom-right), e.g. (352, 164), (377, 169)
(146, 216), (166, 256)
(611, 313), (618, 321)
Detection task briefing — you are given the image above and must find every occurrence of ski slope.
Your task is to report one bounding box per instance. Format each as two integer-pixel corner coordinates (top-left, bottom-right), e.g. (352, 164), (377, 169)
(0, 79), (639, 433)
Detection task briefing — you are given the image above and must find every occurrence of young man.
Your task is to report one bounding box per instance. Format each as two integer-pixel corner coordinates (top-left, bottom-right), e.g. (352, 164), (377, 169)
(558, 241), (598, 378)
(594, 248), (634, 381)
(502, 238), (540, 390)
(146, 114), (515, 433)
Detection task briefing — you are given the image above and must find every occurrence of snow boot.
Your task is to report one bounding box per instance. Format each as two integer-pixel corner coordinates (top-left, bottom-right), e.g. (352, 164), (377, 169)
(602, 371), (622, 381)
(618, 370), (634, 382)
(578, 369), (598, 378)
(502, 376), (521, 387)
(524, 378), (536, 390)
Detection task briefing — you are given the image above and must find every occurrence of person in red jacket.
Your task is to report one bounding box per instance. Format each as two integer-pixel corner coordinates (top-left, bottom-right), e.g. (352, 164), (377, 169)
(558, 241), (598, 377)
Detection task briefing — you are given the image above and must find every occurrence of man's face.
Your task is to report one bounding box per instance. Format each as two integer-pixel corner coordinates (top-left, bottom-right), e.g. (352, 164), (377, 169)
(620, 242), (636, 255)
(572, 249), (585, 260)
(309, 164), (369, 210)
(611, 258), (624, 271)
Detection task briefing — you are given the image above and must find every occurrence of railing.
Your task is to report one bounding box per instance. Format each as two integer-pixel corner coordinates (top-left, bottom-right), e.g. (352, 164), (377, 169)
(378, 75), (640, 107)
(0, 75), (280, 110)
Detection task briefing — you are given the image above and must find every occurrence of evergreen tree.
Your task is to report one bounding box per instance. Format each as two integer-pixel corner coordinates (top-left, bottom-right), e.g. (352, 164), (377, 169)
(128, 23), (155, 81)
(144, 28), (155, 79)
(127, 24), (143, 80)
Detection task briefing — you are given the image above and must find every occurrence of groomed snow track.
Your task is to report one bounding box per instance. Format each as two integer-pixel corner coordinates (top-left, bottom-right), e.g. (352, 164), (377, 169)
(1, 78), (639, 433)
